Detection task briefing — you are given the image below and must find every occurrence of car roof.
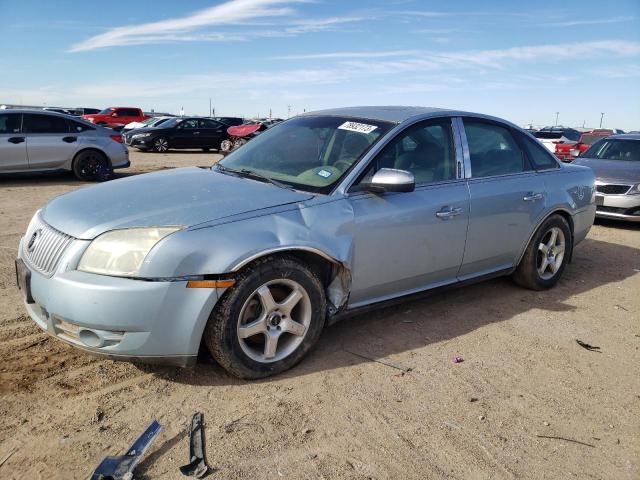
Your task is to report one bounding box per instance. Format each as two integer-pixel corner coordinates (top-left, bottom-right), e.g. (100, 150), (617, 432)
(607, 133), (640, 140)
(299, 105), (520, 127)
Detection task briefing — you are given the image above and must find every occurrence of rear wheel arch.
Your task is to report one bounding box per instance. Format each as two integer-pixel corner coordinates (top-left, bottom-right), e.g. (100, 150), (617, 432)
(517, 208), (574, 267)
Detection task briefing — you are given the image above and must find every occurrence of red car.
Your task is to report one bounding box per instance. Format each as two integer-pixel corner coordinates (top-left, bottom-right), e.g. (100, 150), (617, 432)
(82, 107), (148, 129)
(555, 129), (613, 162)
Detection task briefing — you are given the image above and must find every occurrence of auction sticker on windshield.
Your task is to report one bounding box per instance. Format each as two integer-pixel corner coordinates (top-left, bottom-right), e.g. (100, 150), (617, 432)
(338, 121), (378, 134)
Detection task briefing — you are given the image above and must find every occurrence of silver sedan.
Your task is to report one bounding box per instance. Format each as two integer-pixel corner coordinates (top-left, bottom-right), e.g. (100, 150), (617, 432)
(16, 106), (596, 378)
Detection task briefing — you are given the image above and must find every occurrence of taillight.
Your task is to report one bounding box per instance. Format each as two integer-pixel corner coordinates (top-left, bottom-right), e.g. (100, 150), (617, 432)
(110, 135), (123, 143)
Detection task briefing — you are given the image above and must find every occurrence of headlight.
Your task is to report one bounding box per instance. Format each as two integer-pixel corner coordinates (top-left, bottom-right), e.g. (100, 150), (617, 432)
(628, 184), (640, 195)
(132, 133), (151, 138)
(78, 227), (181, 277)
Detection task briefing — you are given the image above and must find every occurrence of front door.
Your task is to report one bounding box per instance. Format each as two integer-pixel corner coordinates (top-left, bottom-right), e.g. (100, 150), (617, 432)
(23, 113), (79, 170)
(172, 119), (201, 148)
(0, 113), (27, 171)
(458, 118), (546, 278)
(199, 119), (226, 149)
(346, 118), (470, 307)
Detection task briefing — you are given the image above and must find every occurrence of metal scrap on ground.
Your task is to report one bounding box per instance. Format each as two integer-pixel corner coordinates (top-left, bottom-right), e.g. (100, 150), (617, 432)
(179, 412), (210, 478)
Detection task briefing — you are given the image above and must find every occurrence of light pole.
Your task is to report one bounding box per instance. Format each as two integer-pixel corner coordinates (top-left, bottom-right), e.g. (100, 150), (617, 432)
(555, 112), (559, 126)
(287, 105), (291, 118)
(600, 112), (604, 128)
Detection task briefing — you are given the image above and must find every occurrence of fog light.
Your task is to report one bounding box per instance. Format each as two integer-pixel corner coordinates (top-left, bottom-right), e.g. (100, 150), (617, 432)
(79, 329), (103, 348)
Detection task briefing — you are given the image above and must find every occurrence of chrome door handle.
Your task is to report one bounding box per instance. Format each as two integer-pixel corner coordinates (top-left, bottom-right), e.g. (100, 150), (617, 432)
(436, 207), (463, 219)
(193, 131), (201, 135)
(523, 192), (543, 202)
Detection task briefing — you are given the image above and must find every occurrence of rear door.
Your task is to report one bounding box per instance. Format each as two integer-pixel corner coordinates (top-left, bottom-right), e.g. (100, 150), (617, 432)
(458, 118), (546, 278)
(23, 113), (79, 170)
(0, 112), (27, 171)
(199, 119), (226, 149)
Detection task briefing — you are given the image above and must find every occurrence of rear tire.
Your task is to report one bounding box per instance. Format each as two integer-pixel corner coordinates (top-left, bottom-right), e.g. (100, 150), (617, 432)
(513, 214), (572, 290)
(72, 150), (110, 181)
(203, 256), (326, 379)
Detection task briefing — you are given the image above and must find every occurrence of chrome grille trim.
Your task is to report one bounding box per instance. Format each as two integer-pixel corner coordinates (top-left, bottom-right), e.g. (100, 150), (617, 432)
(22, 214), (75, 277)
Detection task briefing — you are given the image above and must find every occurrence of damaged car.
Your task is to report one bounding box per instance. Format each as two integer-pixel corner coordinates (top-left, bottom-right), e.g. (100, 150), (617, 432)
(16, 106), (596, 379)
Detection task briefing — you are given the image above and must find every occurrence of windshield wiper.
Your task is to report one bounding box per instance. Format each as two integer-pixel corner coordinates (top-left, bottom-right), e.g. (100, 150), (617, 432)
(216, 164), (295, 191)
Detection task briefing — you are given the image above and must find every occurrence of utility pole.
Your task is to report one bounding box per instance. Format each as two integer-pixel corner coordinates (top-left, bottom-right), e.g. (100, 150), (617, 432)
(269, 108), (272, 120)
(555, 112), (559, 126)
(287, 105), (291, 118)
(600, 112), (605, 128)
(209, 98), (212, 117)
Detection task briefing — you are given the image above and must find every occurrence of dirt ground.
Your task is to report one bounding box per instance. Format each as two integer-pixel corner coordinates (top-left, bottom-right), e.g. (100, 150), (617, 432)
(0, 149), (638, 480)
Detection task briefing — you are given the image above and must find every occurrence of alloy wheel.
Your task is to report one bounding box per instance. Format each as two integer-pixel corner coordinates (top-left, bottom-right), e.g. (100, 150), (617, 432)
(537, 227), (566, 280)
(154, 137), (168, 152)
(237, 279), (311, 363)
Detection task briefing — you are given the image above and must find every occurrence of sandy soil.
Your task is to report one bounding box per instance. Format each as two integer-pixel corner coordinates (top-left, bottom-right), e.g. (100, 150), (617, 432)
(0, 149), (639, 479)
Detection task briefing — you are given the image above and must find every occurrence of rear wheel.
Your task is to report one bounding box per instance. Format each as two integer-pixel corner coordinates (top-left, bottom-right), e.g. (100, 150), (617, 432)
(152, 136), (169, 153)
(513, 214), (572, 290)
(72, 150), (110, 181)
(204, 256), (326, 379)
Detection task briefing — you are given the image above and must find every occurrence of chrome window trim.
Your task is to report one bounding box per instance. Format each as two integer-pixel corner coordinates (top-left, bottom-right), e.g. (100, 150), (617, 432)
(453, 117), (472, 179)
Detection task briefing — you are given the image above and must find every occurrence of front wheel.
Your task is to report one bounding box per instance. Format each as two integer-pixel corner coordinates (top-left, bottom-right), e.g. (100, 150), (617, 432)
(203, 256), (326, 379)
(152, 136), (169, 153)
(513, 214), (572, 290)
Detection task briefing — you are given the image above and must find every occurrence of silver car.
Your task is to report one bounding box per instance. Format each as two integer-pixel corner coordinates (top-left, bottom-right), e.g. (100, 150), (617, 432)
(0, 109), (129, 180)
(16, 107), (596, 379)
(573, 134), (640, 222)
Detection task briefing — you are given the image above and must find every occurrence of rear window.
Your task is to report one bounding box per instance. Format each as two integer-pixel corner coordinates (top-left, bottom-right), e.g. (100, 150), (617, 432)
(69, 120), (95, 132)
(517, 132), (559, 170)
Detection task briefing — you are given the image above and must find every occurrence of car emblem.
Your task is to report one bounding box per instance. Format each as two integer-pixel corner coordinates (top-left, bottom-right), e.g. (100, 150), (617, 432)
(27, 229), (42, 252)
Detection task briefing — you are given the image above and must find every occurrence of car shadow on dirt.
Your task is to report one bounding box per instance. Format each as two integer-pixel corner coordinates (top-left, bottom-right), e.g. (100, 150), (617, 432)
(157, 237), (639, 386)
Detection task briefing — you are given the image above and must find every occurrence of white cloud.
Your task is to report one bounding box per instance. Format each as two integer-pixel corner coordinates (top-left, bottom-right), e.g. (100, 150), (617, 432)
(544, 16), (636, 27)
(69, 0), (303, 52)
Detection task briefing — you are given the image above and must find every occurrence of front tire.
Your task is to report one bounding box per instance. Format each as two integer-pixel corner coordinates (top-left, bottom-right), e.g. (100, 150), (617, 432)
(513, 214), (572, 290)
(204, 256), (326, 379)
(152, 136), (169, 153)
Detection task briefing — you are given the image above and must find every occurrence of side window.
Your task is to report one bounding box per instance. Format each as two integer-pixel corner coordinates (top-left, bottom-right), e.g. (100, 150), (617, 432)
(0, 113), (22, 134)
(199, 119), (221, 129)
(463, 120), (524, 177)
(356, 120), (456, 186)
(69, 120), (96, 133)
(23, 114), (69, 134)
(180, 119), (199, 129)
(517, 132), (559, 170)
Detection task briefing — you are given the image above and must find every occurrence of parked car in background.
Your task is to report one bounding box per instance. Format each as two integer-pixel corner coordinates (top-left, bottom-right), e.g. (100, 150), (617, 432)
(573, 134), (640, 222)
(43, 107), (77, 116)
(220, 118), (284, 154)
(123, 117), (230, 152)
(76, 107), (101, 116)
(534, 126), (581, 152)
(555, 129), (613, 162)
(213, 117), (245, 126)
(123, 116), (174, 132)
(83, 107), (147, 129)
(16, 106), (595, 379)
(0, 109), (129, 180)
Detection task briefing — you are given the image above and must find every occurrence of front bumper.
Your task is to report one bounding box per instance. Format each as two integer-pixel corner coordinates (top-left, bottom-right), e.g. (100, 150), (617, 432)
(595, 194), (640, 222)
(17, 237), (221, 366)
(125, 136), (154, 149)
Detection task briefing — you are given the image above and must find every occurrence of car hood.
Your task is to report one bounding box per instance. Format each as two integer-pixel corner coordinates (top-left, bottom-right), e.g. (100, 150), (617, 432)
(572, 157), (640, 184)
(42, 167), (314, 239)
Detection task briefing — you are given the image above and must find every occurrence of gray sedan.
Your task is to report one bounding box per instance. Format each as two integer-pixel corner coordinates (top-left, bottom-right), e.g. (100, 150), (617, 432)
(0, 110), (129, 180)
(573, 134), (640, 222)
(16, 106), (596, 378)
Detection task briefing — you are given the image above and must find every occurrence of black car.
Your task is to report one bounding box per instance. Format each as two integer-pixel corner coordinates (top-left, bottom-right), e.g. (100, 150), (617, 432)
(123, 117), (231, 153)
(213, 116), (245, 126)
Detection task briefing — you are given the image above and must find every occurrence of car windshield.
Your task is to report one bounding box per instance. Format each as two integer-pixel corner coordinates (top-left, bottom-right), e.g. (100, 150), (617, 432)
(98, 108), (114, 115)
(583, 139), (640, 162)
(218, 116), (394, 194)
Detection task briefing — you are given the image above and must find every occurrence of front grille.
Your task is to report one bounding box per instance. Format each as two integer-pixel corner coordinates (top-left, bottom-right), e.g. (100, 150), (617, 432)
(596, 184), (631, 195)
(22, 214), (74, 277)
(596, 206), (627, 214)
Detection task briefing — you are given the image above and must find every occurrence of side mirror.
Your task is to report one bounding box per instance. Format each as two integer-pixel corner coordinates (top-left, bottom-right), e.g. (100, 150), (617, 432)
(364, 168), (415, 193)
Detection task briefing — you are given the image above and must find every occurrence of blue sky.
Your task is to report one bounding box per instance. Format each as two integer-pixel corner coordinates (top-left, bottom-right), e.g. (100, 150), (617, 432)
(1, 0), (639, 129)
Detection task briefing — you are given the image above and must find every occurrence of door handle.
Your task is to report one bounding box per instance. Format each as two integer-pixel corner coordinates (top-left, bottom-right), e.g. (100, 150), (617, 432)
(62, 136), (77, 143)
(436, 206), (463, 219)
(193, 131), (201, 135)
(8, 137), (25, 144)
(523, 192), (543, 202)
